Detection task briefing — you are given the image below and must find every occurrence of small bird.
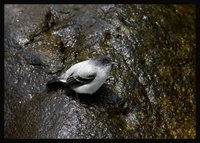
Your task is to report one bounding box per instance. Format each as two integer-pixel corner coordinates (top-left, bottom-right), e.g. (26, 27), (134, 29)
(46, 55), (113, 94)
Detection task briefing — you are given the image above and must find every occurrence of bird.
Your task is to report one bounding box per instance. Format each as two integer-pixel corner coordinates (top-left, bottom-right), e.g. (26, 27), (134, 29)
(46, 55), (113, 94)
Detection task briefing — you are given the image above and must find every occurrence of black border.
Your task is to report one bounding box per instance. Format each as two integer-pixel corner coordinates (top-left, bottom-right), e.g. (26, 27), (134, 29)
(1, 1), (199, 142)
(1, 2), (4, 141)
(196, 2), (199, 142)
(2, 0), (198, 4)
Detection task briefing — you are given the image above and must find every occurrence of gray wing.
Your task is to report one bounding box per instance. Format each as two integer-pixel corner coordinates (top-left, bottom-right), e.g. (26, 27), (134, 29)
(65, 73), (96, 88)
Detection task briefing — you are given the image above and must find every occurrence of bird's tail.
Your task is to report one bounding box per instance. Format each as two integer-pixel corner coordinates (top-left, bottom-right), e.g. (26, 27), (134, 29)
(46, 77), (65, 91)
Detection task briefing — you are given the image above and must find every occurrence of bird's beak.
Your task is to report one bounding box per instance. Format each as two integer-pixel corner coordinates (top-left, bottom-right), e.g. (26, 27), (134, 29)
(112, 62), (117, 66)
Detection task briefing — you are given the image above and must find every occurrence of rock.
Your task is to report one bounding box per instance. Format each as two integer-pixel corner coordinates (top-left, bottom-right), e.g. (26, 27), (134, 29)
(4, 4), (196, 139)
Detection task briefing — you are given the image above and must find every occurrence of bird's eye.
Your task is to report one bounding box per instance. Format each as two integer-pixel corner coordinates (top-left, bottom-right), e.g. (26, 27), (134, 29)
(103, 59), (111, 64)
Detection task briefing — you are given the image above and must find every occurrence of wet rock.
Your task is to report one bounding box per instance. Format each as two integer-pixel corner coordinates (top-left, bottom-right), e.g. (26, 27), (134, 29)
(4, 4), (195, 139)
(22, 33), (64, 74)
(4, 5), (50, 46)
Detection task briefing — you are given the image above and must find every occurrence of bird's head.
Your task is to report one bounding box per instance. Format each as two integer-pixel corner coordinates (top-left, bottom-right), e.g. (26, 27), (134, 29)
(95, 55), (112, 66)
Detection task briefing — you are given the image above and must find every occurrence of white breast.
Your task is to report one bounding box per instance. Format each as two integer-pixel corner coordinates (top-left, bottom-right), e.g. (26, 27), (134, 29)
(73, 65), (111, 94)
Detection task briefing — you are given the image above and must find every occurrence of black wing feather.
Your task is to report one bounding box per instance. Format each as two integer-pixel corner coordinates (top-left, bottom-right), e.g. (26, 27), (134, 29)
(46, 77), (65, 91)
(65, 73), (96, 88)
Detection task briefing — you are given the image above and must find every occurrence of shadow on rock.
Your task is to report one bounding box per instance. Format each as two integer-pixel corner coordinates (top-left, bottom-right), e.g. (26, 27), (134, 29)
(63, 84), (134, 115)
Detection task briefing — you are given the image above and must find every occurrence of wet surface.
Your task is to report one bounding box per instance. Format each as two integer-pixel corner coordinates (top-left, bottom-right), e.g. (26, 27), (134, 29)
(4, 4), (196, 138)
